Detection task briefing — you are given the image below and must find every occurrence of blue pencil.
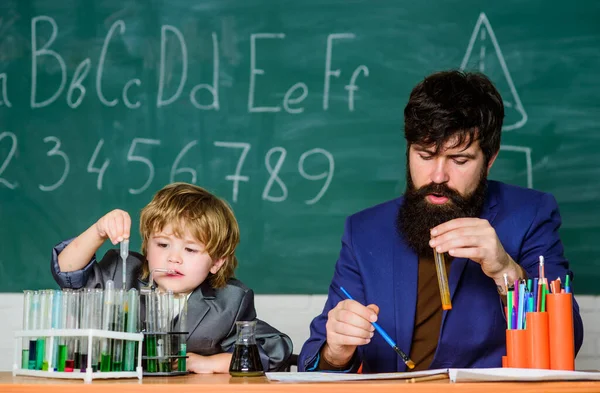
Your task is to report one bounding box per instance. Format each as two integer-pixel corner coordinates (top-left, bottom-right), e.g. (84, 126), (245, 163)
(339, 287), (415, 369)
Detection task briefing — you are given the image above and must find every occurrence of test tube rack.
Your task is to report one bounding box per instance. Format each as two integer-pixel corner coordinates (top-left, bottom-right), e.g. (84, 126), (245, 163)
(142, 331), (189, 376)
(13, 328), (144, 383)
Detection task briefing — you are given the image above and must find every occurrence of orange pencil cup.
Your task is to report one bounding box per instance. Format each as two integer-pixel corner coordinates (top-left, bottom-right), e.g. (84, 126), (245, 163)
(506, 329), (529, 368)
(547, 293), (575, 370)
(526, 312), (550, 369)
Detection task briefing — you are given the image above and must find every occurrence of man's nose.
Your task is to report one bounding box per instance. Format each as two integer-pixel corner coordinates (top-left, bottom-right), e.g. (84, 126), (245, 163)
(430, 158), (450, 184)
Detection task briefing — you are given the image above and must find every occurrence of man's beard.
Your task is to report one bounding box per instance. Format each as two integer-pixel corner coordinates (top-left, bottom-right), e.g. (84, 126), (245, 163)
(396, 167), (488, 257)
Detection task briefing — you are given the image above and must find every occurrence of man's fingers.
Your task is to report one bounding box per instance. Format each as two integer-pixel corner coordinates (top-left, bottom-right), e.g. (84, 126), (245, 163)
(433, 235), (481, 254)
(328, 319), (374, 339)
(327, 331), (372, 347)
(431, 217), (483, 236)
(338, 299), (378, 323)
(448, 247), (483, 260)
(366, 304), (380, 315)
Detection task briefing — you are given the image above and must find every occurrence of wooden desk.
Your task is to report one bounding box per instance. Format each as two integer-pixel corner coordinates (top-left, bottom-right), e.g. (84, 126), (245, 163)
(2, 372), (600, 393)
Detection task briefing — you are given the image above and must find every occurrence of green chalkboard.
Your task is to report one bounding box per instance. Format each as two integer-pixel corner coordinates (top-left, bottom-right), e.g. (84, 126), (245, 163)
(1, 0), (599, 294)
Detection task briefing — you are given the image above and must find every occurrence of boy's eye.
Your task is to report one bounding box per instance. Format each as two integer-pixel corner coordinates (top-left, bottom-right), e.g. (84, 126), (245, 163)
(185, 248), (199, 253)
(157, 242), (168, 248)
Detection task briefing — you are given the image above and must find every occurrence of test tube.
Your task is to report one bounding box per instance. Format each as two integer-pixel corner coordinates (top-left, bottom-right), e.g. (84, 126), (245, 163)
(174, 293), (188, 372)
(40, 290), (54, 370)
(124, 288), (139, 371)
(79, 289), (92, 372)
(433, 250), (452, 310)
(28, 291), (40, 370)
(65, 290), (80, 371)
(21, 290), (33, 369)
(91, 289), (104, 372)
(111, 289), (125, 371)
(144, 290), (158, 372)
(57, 290), (70, 371)
(157, 291), (174, 372)
(51, 290), (62, 371)
(100, 281), (115, 372)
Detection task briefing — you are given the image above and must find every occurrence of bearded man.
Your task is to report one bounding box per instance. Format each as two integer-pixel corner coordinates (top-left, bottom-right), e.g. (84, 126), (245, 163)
(298, 70), (583, 372)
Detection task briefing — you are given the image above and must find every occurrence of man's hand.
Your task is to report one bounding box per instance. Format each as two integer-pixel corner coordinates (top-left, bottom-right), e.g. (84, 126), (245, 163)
(322, 299), (379, 367)
(430, 218), (525, 292)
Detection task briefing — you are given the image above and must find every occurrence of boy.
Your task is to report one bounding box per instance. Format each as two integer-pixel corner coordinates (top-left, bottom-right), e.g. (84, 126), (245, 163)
(52, 182), (292, 373)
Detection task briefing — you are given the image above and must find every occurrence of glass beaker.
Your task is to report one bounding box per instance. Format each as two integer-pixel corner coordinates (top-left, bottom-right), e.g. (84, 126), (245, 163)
(229, 321), (264, 377)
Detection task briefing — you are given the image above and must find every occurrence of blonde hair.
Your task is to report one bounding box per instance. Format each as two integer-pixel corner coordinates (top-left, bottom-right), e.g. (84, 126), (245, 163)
(139, 182), (239, 288)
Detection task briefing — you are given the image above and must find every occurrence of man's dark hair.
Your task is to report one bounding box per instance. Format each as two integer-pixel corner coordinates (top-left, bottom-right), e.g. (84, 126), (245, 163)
(403, 70), (504, 163)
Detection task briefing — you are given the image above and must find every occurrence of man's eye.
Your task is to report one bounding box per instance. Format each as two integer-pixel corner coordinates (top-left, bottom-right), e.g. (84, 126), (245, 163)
(454, 159), (468, 165)
(419, 155), (433, 161)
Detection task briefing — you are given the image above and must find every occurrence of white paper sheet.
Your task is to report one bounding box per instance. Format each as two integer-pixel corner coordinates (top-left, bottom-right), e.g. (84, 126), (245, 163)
(449, 368), (600, 382)
(266, 369), (448, 382)
(267, 368), (600, 383)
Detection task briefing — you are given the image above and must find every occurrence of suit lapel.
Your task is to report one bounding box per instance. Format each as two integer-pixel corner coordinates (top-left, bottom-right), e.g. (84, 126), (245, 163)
(186, 281), (215, 338)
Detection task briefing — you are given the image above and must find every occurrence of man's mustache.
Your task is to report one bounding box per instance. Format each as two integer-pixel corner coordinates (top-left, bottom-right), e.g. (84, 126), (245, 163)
(412, 183), (465, 207)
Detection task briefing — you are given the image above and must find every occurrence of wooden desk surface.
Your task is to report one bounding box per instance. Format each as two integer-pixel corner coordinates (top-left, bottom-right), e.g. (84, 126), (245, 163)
(2, 372), (600, 393)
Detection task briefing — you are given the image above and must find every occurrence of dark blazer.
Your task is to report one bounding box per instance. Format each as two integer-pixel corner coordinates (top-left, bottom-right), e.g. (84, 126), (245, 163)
(51, 240), (293, 371)
(298, 180), (584, 372)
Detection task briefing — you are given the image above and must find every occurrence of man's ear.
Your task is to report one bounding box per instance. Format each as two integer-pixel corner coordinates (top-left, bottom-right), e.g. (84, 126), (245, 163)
(486, 152), (499, 174)
(210, 258), (226, 274)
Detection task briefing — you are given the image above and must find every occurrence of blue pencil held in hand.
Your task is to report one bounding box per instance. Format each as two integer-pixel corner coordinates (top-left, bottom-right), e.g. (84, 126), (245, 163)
(339, 287), (415, 370)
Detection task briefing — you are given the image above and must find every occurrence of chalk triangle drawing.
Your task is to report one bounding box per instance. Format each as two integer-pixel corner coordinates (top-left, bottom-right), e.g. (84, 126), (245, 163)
(460, 12), (527, 131)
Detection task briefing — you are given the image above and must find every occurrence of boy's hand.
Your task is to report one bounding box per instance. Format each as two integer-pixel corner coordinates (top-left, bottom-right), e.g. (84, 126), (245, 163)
(95, 209), (131, 244)
(187, 352), (233, 374)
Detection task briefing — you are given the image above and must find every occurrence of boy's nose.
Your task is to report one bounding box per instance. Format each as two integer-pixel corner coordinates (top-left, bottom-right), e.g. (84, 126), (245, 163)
(168, 255), (182, 264)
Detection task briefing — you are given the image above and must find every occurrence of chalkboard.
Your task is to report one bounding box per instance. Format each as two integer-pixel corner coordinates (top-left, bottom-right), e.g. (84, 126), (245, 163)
(1, 0), (599, 294)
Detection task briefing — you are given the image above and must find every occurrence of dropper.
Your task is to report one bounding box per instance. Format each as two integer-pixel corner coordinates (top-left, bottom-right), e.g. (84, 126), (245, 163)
(140, 268), (177, 294)
(120, 240), (129, 290)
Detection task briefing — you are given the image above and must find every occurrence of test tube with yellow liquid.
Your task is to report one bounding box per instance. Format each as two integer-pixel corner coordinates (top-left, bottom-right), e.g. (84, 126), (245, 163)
(433, 250), (452, 310)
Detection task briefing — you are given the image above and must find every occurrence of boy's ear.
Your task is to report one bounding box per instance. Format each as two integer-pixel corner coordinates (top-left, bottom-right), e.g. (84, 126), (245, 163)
(210, 258), (226, 274)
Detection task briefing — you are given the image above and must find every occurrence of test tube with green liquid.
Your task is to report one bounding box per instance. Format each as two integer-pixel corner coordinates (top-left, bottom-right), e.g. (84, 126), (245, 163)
(111, 289), (125, 371)
(100, 281), (115, 372)
(57, 290), (70, 371)
(40, 290), (54, 371)
(144, 290), (158, 373)
(174, 293), (188, 372)
(124, 288), (139, 371)
(51, 290), (62, 371)
(21, 290), (33, 369)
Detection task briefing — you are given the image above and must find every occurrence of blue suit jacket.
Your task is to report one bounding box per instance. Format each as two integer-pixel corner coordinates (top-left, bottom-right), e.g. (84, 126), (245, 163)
(298, 181), (584, 372)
